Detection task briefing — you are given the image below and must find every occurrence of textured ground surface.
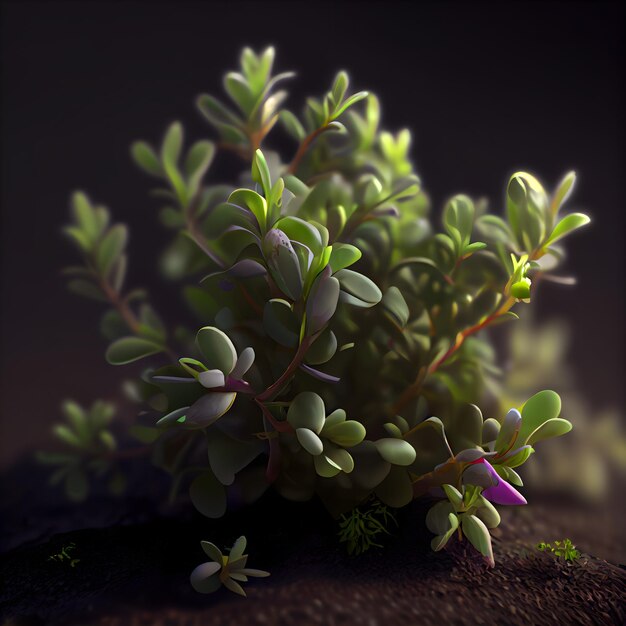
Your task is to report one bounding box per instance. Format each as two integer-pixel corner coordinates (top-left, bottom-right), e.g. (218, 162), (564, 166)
(1, 461), (624, 626)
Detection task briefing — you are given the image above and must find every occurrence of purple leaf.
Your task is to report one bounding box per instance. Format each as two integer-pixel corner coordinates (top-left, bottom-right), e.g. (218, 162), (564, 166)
(299, 363), (340, 383)
(480, 460), (527, 506)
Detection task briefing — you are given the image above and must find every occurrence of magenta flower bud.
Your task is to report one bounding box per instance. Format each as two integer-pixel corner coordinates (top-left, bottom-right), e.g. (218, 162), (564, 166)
(480, 460), (527, 506)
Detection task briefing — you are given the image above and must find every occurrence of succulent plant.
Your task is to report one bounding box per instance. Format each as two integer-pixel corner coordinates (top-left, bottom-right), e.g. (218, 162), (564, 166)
(52, 46), (590, 566)
(190, 536), (270, 596)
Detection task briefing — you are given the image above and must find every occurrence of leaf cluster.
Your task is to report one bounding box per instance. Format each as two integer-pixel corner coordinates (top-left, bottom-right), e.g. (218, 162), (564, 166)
(190, 536), (270, 596)
(36, 400), (125, 501)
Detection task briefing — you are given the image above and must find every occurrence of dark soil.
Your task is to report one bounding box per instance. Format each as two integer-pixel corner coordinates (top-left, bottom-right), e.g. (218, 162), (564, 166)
(1, 460), (624, 626)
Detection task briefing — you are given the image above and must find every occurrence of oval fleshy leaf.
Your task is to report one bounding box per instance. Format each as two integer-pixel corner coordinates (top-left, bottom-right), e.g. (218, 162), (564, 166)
(187, 392), (237, 427)
(287, 391), (326, 433)
(106, 336), (164, 365)
(296, 428), (324, 456)
(518, 391), (561, 445)
(375, 438), (416, 466)
(323, 420), (366, 447)
(196, 327), (238, 375)
(314, 453), (342, 478)
(494, 408), (522, 454)
(198, 369), (226, 389)
(190, 564), (222, 594)
(335, 269), (382, 305)
(461, 514), (494, 567)
(230, 347), (255, 379)
(526, 418), (572, 446)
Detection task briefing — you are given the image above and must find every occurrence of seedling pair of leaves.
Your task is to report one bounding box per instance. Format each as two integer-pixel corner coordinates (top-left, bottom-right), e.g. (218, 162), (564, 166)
(190, 536), (270, 596)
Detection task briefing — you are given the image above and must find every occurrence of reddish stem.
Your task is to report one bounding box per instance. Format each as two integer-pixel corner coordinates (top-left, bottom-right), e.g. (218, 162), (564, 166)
(287, 126), (328, 174)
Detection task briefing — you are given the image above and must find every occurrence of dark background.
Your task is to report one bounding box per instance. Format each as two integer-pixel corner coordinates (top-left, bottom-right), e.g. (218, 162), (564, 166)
(1, 0), (624, 467)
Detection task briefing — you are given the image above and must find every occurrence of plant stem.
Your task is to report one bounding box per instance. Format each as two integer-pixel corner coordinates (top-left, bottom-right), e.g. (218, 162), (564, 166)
(287, 125), (328, 174)
(390, 297), (514, 417)
(428, 296), (515, 375)
(256, 338), (311, 403)
(98, 276), (141, 334)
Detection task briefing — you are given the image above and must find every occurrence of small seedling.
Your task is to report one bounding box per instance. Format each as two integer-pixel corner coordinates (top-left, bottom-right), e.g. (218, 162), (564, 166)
(537, 538), (581, 562)
(190, 536), (270, 596)
(338, 499), (397, 555)
(47, 542), (80, 568)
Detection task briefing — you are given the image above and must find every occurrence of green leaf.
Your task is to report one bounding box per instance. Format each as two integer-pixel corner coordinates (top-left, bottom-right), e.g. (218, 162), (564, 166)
(287, 391), (325, 434)
(131, 141), (162, 177)
(71, 191), (99, 241)
(551, 171), (576, 214)
(518, 390), (561, 445)
(331, 71), (349, 106)
(544, 213), (590, 247)
(526, 418), (572, 445)
(279, 110), (306, 141)
(325, 446), (354, 473)
(53, 424), (82, 448)
(296, 428), (324, 455)
(494, 408), (522, 453)
(96, 225), (128, 277)
(263, 229), (303, 300)
(442, 484), (463, 509)
(382, 286), (409, 328)
(444, 194), (474, 252)
(106, 336), (164, 365)
(375, 439), (416, 466)
(335, 269), (382, 305)
(64, 226), (92, 252)
(305, 272), (340, 335)
(229, 188), (267, 232)
(190, 565), (222, 594)
(230, 536), (247, 561)
(305, 328), (337, 365)
(196, 326), (238, 375)
(328, 243), (362, 273)
(161, 122), (187, 206)
(425, 501), (455, 535)
(252, 149), (272, 199)
(314, 453), (342, 478)
(475, 496), (501, 528)
(197, 94), (242, 127)
(332, 91), (369, 119)
(274, 216), (323, 257)
(322, 420), (366, 447)
(184, 140), (215, 196)
(224, 72), (255, 115)
(201, 541), (223, 562)
(463, 241), (487, 255)
(462, 514), (494, 566)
